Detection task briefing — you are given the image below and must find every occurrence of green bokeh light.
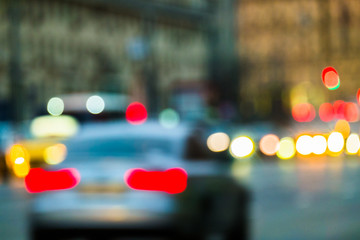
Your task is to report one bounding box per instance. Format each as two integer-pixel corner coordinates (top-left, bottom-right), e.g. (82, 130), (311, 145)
(159, 108), (180, 128)
(327, 79), (340, 90)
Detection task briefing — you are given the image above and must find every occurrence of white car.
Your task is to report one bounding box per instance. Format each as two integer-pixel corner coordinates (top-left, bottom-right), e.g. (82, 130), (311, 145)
(29, 121), (250, 240)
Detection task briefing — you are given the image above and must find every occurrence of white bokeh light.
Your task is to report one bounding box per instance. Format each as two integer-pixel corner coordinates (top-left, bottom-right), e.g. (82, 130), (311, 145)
(296, 135), (313, 155)
(207, 132), (230, 152)
(47, 97), (64, 116)
(15, 157), (25, 165)
(86, 95), (105, 114)
(346, 133), (360, 154)
(230, 136), (254, 158)
(312, 135), (327, 155)
(328, 132), (344, 153)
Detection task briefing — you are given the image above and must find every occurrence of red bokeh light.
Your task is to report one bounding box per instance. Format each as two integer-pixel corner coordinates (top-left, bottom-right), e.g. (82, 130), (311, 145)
(25, 168), (80, 193)
(125, 102), (148, 125)
(319, 103), (334, 122)
(292, 103), (316, 122)
(344, 102), (359, 122)
(124, 168), (187, 194)
(322, 66), (340, 89)
(322, 66), (337, 84)
(357, 89), (360, 105)
(333, 100), (346, 119)
(324, 71), (339, 89)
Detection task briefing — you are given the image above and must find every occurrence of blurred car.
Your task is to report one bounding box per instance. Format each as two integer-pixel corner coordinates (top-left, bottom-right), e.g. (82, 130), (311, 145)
(0, 121), (13, 181)
(48, 92), (128, 123)
(29, 121), (250, 240)
(5, 115), (79, 178)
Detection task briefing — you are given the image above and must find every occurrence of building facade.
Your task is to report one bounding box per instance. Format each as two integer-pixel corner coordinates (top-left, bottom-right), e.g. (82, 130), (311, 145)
(237, 0), (360, 121)
(1, 0), (214, 120)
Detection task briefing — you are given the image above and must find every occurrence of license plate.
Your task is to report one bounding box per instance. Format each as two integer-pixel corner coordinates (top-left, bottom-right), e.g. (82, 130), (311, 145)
(77, 183), (127, 194)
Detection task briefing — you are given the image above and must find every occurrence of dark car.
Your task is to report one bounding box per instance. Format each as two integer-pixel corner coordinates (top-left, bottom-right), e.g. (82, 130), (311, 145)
(29, 121), (250, 240)
(0, 121), (14, 181)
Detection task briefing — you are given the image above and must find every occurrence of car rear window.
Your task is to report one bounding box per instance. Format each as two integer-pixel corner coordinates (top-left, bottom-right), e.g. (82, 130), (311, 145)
(65, 137), (174, 159)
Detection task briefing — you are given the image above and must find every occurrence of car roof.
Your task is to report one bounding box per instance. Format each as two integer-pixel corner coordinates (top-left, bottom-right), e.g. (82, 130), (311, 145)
(59, 92), (128, 112)
(74, 120), (193, 141)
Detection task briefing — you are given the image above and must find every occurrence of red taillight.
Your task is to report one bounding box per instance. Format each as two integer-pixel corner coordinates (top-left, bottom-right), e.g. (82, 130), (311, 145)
(25, 168), (81, 193)
(124, 168), (187, 194)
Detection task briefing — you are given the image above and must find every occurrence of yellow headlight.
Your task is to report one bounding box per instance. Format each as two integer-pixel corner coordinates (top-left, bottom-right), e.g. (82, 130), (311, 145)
(43, 144), (67, 165)
(6, 144), (30, 177)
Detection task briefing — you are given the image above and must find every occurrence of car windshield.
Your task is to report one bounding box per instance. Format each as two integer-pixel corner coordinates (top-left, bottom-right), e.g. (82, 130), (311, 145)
(65, 137), (175, 159)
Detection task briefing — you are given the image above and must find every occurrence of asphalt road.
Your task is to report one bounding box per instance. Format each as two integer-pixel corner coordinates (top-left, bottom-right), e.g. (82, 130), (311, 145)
(0, 180), (29, 240)
(2, 159), (360, 240)
(243, 159), (360, 240)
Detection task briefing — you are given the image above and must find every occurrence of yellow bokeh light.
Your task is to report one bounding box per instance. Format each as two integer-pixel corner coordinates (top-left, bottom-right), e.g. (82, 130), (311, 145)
(44, 144), (67, 165)
(276, 137), (295, 160)
(6, 145), (30, 177)
(296, 135), (313, 156)
(207, 132), (230, 152)
(346, 133), (360, 155)
(334, 120), (350, 139)
(13, 161), (30, 178)
(259, 134), (280, 156)
(327, 132), (344, 153)
(30, 115), (79, 138)
(230, 136), (255, 158)
(7, 145), (29, 165)
(312, 135), (327, 155)
(290, 84), (308, 108)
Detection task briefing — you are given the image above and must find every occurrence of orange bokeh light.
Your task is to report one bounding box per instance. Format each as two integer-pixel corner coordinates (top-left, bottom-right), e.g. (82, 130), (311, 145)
(324, 71), (339, 89)
(259, 134), (280, 156)
(334, 120), (350, 139)
(292, 103), (316, 122)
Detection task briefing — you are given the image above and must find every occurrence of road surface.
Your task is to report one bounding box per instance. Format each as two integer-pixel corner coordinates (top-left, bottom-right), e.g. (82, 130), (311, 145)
(2, 159), (360, 239)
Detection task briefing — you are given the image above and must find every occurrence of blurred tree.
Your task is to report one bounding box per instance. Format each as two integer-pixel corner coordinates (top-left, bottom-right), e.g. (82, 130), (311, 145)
(7, 0), (23, 126)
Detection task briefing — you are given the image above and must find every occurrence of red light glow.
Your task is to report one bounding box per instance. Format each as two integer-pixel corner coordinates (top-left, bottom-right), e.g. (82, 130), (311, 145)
(125, 102), (148, 125)
(319, 103), (334, 122)
(357, 89), (360, 105)
(25, 168), (80, 193)
(344, 102), (359, 122)
(322, 67), (337, 83)
(124, 168), (187, 194)
(292, 103), (316, 122)
(333, 100), (346, 119)
(322, 67), (340, 90)
(324, 71), (339, 89)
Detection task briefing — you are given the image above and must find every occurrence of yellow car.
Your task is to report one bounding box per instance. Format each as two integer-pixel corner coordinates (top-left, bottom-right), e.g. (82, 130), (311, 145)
(6, 115), (78, 178)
